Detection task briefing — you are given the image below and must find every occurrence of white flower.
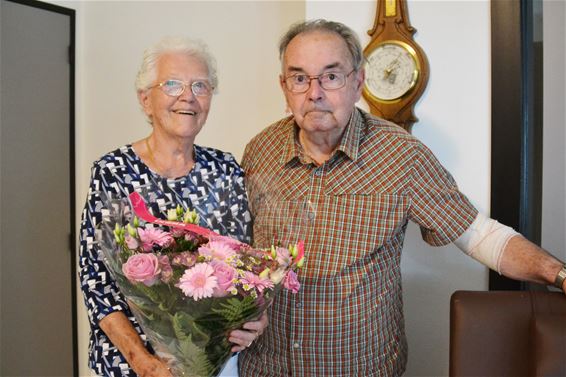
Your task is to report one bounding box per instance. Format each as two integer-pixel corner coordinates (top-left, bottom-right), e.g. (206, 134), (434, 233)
(167, 209), (178, 221)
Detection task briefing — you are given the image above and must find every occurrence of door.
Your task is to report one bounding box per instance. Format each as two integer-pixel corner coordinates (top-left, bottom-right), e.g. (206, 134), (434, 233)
(0, 0), (76, 375)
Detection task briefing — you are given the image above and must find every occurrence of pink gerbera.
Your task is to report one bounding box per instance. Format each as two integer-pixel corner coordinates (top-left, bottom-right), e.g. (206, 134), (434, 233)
(198, 240), (237, 261)
(208, 235), (243, 250)
(137, 227), (174, 252)
(177, 263), (218, 301)
(241, 271), (274, 293)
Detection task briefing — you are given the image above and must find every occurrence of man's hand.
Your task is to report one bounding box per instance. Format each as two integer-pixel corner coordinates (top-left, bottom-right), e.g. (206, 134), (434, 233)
(500, 235), (566, 294)
(228, 312), (269, 352)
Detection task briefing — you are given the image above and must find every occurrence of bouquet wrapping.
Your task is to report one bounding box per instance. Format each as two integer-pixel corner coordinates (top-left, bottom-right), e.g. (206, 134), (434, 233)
(97, 192), (304, 377)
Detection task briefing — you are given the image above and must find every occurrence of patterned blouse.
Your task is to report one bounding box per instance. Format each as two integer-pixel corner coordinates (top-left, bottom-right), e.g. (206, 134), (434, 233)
(79, 144), (251, 376)
(239, 108), (478, 376)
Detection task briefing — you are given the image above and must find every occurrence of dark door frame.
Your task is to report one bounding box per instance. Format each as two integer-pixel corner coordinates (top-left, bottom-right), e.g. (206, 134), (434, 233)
(4, 0), (77, 374)
(490, 0), (543, 290)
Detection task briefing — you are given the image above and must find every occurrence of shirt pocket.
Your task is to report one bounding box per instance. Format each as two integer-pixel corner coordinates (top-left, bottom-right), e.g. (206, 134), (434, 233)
(309, 192), (408, 278)
(251, 195), (312, 249)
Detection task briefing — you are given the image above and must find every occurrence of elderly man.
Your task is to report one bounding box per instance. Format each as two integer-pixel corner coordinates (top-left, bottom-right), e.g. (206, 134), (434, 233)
(239, 19), (566, 376)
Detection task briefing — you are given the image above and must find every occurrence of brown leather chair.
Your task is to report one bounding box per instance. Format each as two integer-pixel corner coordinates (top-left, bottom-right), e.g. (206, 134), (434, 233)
(450, 290), (566, 376)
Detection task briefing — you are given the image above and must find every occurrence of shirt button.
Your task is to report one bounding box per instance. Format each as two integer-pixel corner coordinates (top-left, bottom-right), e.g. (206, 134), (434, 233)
(296, 302), (302, 308)
(307, 212), (315, 220)
(314, 169), (322, 176)
(293, 342), (300, 349)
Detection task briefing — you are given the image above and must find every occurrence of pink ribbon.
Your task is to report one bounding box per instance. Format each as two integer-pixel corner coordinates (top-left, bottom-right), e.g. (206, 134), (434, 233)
(128, 192), (220, 238)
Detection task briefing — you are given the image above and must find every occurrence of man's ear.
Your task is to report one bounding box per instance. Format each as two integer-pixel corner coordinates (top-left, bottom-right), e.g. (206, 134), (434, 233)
(279, 74), (286, 92)
(279, 75), (293, 115)
(355, 68), (366, 93)
(352, 68), (365, 102)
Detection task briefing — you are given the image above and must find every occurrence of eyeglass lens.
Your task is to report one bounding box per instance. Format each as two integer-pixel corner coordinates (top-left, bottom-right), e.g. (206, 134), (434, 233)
(286, 72), (347, 93)
(159, 80), (212, 97)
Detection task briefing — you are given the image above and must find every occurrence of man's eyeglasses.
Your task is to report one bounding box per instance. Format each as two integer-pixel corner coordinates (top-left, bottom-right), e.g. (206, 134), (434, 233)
(149, 79), (213, 97)
(283, 69), (356, 93)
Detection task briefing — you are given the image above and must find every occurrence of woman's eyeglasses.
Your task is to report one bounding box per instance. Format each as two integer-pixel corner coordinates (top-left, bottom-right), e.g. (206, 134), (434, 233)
(149, 79), (213, 97)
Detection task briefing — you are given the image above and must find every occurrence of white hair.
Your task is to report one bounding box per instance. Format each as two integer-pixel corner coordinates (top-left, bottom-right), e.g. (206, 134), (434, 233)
(135, 36), (218, 93)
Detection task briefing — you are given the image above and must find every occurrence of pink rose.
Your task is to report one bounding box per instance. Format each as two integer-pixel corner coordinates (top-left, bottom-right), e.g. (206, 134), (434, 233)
(172, 251), (197, 267)
(283, 270), (300, 294)
(122, 253), (161, 286)
(210, 260), (237, 297)
(158, 255), (173, 284)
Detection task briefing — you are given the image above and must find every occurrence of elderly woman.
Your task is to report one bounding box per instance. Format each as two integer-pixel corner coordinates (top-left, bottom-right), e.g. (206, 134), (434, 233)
(79, 37), (265, 377)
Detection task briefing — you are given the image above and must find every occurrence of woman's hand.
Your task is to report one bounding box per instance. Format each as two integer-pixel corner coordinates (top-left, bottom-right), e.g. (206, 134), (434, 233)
(135, 354), (173, 377)
(99, 311), (172, 377)
(228, 312), (269, 352)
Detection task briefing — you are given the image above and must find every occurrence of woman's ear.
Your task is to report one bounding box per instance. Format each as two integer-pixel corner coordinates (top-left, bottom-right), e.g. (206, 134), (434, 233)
(137, 89), (152, 116)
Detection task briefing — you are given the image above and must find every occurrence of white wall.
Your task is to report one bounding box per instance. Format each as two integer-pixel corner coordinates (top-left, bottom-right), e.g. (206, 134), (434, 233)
(306, 1), (490, 376)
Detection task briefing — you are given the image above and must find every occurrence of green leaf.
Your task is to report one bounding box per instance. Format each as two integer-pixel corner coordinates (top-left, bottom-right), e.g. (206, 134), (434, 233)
(126, 297), (175, 339)
(133, 283), (178, 312)
(172, 311), (210, 347)
(174, 335), (214, 377)
(211, 296), (258, 324)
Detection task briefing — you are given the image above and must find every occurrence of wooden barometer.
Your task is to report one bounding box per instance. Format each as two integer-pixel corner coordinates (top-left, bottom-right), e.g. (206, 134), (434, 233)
(362, 0), (429, 132)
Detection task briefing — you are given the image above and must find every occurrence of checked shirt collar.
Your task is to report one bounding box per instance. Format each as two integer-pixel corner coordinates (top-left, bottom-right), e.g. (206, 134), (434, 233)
(279, 107), (364, 167)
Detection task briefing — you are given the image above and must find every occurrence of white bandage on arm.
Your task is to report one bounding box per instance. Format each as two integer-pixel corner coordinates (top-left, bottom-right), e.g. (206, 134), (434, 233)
(454, 213), (520, 273)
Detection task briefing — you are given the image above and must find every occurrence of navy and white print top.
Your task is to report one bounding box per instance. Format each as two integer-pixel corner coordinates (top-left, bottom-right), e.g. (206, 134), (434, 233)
(79, 144), (251, 376)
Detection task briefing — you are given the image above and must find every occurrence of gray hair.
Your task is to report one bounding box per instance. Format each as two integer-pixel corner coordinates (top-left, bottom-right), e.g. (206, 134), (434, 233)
(278, 19), (364, 72)
(135, 36), (218, 92)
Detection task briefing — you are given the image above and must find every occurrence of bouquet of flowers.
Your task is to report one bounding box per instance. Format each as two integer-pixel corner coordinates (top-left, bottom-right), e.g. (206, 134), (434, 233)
(97, 192), (304, 377)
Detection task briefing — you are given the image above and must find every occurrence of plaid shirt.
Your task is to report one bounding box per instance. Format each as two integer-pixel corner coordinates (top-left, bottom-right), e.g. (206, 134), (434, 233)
(239, 108), (478, 376)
